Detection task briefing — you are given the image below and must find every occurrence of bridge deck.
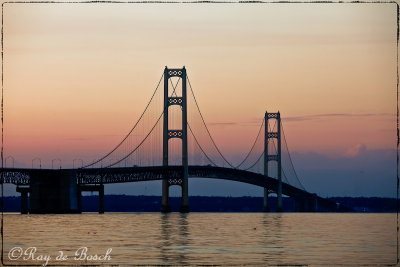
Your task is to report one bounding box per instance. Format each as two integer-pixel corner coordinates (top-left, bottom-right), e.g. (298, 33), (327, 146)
(1, 166), (346, 211)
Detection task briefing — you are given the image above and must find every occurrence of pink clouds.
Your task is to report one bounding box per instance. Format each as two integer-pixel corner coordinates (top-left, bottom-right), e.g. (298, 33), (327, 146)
(344, 144), (367, 158)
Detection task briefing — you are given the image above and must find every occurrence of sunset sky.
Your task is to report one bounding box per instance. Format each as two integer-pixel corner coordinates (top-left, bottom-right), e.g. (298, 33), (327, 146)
(2, 2), (397, 197)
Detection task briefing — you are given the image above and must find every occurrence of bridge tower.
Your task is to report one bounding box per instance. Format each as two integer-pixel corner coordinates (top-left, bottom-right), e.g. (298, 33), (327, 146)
(263, 111), (282, 212)
(161, 66), (189, 213)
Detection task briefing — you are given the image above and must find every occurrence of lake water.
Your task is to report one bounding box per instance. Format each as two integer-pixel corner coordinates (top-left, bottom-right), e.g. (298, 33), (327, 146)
(2, 213), (397, 266)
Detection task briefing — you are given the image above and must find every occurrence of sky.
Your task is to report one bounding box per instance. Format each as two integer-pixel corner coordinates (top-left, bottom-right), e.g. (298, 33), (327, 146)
(2, 2), (398, 197)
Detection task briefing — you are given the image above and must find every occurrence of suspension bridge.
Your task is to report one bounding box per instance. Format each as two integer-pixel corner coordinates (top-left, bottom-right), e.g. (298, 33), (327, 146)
(1, 67), (348, 213)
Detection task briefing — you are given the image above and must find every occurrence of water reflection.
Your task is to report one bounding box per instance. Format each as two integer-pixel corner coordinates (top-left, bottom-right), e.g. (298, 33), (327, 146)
(3, 213), (396, 265)
(160, 213), (190, 265)
(260, 214), (285, 262)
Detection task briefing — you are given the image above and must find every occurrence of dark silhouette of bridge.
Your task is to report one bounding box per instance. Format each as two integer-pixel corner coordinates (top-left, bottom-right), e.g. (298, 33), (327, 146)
(1, 67), (348, 213)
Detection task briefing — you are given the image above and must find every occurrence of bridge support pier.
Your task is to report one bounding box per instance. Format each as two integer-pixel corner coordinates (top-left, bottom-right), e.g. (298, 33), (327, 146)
(294, 198), (303, 212)
(294, 194), (318, 212)
(99, 184), (104, 214)
(180, 179), (189, 213)
(302, 195), (318, 212)
(77, 186), (82, 213)
(263, 189), (269, 212)
(312, 193), (318, 212)
(16, 186), (30, 214)
(161, 181), (171, 212)
(29, 170), (80, 214)
(80, 184), (104, 213)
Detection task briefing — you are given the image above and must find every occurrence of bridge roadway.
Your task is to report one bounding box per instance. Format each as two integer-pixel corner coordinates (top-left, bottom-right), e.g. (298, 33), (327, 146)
(1, 165), (344, 212)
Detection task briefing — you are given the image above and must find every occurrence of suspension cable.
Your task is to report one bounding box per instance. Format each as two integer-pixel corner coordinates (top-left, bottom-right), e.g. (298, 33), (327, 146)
(281, 166), (289, 184)
(268, 134), (289, 184)
(269, 124), (294, 185)
(82, 72), (164, 168)
(169, 76), (218, 166)
(187, 122), (218, 166)
(235, 118), (265, 169)
(104, 76), (181, 168)
(242, 119), (276, 171)
(244, 151), (264, 171)
(105, 110), (164, 168)
(187, 75), (236, 168)
(281, 122), (306, 190)
(244, 148), (288, 185)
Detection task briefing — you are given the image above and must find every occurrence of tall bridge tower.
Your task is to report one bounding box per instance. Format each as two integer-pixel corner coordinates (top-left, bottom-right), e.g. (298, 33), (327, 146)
(264, 111), (282, 212)
(161, 67), (189, 213)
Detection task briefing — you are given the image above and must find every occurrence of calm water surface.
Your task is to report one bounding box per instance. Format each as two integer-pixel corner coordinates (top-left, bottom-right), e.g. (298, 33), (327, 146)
(3, 213), (396, 266)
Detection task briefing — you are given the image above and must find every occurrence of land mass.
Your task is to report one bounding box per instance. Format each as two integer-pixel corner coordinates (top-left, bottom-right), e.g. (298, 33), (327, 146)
(2, 195), (397, 212)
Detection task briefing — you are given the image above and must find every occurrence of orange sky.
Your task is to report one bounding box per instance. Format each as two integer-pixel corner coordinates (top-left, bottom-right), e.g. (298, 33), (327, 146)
(2, 3), (397, 168)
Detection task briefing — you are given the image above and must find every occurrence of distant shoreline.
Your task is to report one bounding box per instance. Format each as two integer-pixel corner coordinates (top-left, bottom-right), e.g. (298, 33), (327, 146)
(2, 195), (397, 213)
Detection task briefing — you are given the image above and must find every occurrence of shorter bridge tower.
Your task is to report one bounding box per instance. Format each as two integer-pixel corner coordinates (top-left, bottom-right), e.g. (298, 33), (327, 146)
(264, 111), (282, 212)
(162, 66), (189, 213)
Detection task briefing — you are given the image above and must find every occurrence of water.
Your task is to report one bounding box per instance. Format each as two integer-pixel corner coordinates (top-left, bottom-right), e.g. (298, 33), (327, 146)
(3, 213), (396, 266)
